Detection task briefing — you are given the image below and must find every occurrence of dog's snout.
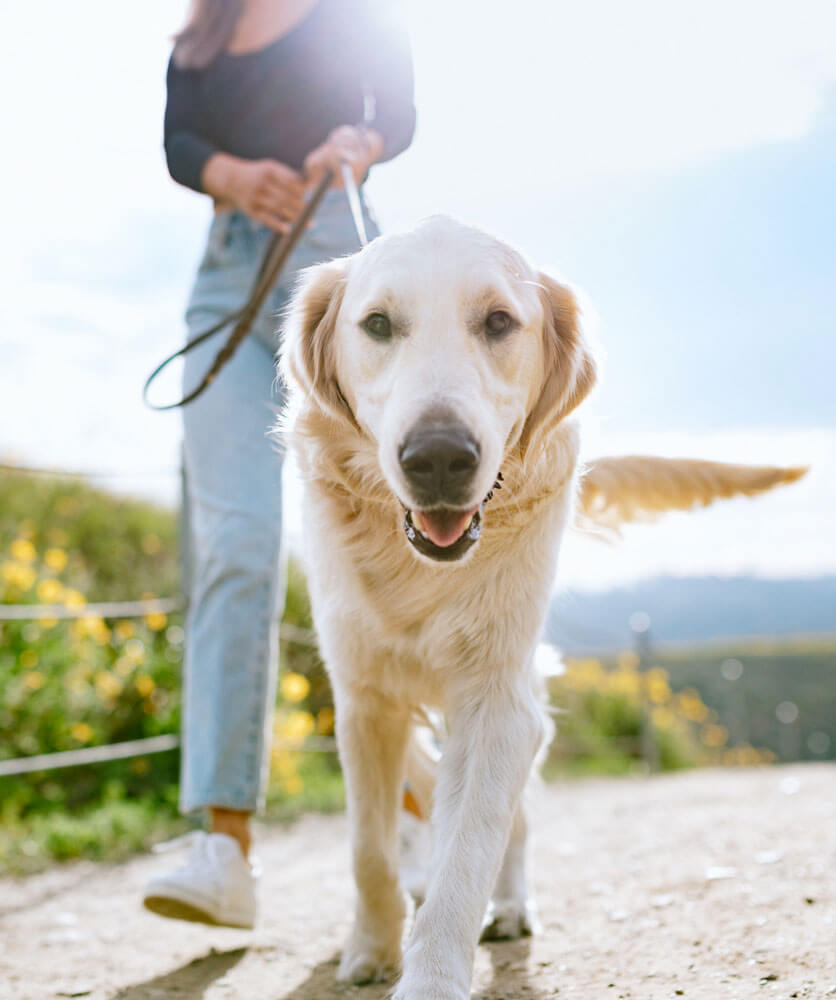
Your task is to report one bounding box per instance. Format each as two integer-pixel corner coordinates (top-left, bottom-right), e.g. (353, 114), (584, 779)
(399, 424), (481, 505)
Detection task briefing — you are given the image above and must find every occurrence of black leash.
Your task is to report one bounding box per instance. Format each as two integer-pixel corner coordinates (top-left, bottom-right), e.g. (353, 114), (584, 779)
(143, 169), (334, 411)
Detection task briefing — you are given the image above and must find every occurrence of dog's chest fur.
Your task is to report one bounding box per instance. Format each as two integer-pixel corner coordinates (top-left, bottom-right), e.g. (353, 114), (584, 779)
(292, 413), (581, 695)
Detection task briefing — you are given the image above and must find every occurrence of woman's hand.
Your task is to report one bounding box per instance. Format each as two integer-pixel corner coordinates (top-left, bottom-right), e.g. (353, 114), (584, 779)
(201, 153), (308, 232)
(303, 125), (385, 188)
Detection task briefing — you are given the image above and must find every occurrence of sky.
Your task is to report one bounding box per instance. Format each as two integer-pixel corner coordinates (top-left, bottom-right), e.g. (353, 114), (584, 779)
(1, 0), (834, 591)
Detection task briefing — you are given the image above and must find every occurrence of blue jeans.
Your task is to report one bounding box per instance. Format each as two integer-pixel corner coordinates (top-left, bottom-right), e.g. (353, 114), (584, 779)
(179, 188), (378, 814)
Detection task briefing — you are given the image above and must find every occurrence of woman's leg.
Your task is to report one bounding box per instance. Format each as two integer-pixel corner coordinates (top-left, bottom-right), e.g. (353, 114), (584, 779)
(175, 193), (377, 850)
(179, 302), (285, 840)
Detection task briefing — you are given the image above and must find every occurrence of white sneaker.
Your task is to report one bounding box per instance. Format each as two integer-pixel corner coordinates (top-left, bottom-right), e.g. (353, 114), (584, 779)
(142, 832), (257, 928)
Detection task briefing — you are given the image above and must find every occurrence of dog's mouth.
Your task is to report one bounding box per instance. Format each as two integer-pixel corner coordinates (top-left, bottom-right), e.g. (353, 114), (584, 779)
(403, 505), (483, 562)
(401, 474), (502, 563)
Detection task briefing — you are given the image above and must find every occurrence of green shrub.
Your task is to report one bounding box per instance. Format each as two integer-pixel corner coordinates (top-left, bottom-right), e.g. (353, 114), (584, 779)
(0, 470), (340, 873)
(546, 654), (773, 776)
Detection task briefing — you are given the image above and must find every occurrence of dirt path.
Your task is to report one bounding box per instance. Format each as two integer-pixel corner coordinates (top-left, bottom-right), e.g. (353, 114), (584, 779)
(2, 764), (835, 1000)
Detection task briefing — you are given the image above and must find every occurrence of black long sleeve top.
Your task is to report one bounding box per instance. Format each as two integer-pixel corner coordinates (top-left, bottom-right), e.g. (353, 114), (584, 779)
(164, 0), (416, 193)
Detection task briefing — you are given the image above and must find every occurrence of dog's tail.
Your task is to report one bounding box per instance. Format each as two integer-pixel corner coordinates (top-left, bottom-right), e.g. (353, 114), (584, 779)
(577, 456), (807, 533)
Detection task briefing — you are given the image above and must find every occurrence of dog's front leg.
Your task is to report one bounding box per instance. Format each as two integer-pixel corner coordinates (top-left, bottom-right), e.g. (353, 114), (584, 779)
(336, 687), (410, 985)
(395, 680), (544, 1000)
(481, 801), (542, 940)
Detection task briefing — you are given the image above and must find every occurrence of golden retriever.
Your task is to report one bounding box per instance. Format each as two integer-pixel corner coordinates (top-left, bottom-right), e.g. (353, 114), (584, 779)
(279, 216), (804, 999)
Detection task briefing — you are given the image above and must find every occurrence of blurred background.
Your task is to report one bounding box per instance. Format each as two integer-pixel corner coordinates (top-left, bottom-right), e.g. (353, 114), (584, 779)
(1, 0), (834, 872)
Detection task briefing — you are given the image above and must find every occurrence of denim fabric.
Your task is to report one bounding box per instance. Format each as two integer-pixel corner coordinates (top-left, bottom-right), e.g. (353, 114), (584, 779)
(179, 188), (378, 814)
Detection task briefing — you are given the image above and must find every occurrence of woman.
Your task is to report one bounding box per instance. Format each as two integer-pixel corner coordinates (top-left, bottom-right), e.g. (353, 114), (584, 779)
(143, 0), (415, 928)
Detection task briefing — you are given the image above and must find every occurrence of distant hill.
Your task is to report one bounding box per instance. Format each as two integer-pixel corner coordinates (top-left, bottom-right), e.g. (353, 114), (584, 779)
(546, 575), (836, 652)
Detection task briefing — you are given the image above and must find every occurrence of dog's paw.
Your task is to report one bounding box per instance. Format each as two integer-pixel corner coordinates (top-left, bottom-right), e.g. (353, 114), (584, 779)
(480, 899), (542, 941)
(393, 989), (464, 1000)
(395, 941), (470, 1000)
(337, 946), (398, 985)
(393, 977), (466, 1000)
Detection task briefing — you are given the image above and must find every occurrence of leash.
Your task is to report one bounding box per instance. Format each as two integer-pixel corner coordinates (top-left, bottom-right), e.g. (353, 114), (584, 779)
(143, 164), (368, 411)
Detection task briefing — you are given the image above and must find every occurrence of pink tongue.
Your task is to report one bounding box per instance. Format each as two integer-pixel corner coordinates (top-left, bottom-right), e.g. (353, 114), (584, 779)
(415, 507), (477, 548)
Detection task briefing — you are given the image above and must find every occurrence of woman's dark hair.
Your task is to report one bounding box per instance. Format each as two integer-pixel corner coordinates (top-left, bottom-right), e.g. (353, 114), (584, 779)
(172, 0), (245, 69)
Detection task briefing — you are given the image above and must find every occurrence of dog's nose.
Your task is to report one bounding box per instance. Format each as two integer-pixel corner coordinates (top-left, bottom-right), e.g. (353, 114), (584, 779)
(398, 424), (481, 505)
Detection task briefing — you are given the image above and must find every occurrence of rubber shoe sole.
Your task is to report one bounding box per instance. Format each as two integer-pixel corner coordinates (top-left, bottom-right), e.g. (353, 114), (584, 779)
(142, 891), (255, 929)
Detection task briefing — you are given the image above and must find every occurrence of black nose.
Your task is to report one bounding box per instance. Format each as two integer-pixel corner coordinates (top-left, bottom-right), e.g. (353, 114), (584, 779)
(398, 423), (481, 506)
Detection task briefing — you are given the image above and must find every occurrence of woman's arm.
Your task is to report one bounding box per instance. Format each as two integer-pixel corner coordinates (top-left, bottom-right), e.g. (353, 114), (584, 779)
(303, 3), (416, 187)
(201, 153), (307, 232)
(302, 124), (384, 188)
(164, 57), (307, 231)
(361, 4), (416, 163)
(163, 57), (218, 193)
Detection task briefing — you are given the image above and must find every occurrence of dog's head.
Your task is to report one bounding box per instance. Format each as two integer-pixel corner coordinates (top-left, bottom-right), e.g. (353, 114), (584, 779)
(282, 217), (596, 564)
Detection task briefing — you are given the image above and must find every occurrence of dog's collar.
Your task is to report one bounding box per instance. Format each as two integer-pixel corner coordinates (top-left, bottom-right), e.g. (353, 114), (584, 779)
(401, 472), (503, 563)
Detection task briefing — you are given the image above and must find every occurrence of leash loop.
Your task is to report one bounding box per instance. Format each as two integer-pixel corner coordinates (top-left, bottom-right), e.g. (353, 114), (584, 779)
(143, 169), (334, 411)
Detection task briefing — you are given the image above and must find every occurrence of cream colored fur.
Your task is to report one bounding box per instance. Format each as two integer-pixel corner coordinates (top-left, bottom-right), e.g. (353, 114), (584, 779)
(579, 455), (807, 534)
(279, 217), (804, 1000)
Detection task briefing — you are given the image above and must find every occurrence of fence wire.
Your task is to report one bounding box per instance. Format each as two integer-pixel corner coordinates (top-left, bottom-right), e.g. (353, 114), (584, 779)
(0, 461), (178, 481)
(0, 734), (338, 778)
(0, 598), (182, 621)
(2, 460), (324, 775)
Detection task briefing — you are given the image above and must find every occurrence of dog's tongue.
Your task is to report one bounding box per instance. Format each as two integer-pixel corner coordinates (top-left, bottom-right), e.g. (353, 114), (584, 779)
(414, 507), (477, 548)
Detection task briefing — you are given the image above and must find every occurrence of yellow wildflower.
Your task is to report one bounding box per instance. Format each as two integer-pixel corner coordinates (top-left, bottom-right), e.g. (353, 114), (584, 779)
(37, 578), (64, 604)
(10, 538), (36, 563)
(134, 674), (155, 697)
(280, 671), (310, 703)
(114, 620), (136, 642)
(275, 710), (315, 748)
(608, 669), (641, 698)
(65, 669), (91, 695)
(316, 706), (335, 735)
(1, 561), (36, 590)
(677, 689), (709, 723)
(71, 722), (94, 743)
(124, 638), (145, 663)
(701, 724), (729, 748)
(63, 589), (86, 610)
(44, 547), (68, 571)
(38, 617), (59, 629)
(94, 671), (123, 701)
(645, 667), (671, 705)
(562, 658), (605, 691)
(75, 616), (111, 644)
(113, 656), (135, 678)
(651, 707), (675, 731)
(19, 649), (39, 670)
(24, 671), (46, 691)
(143, 612), (168, 631)
(271, 748), (299, 777)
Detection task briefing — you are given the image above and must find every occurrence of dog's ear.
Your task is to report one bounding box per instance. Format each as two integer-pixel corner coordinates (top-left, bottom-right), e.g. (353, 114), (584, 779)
(519, 272), (597, 455)
(282, 257), (359, 429)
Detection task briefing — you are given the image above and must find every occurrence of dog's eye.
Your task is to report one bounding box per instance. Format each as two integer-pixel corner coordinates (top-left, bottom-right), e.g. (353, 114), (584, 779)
(362, 312), (392, 342)
(485, 310), (514, 338)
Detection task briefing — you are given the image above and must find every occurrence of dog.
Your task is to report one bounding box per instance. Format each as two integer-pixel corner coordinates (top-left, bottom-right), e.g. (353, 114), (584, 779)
(279, 216), (805, 999)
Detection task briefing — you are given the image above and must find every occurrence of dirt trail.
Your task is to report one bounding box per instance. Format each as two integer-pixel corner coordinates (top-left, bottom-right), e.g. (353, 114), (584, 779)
(2, 764), (835, 1000)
